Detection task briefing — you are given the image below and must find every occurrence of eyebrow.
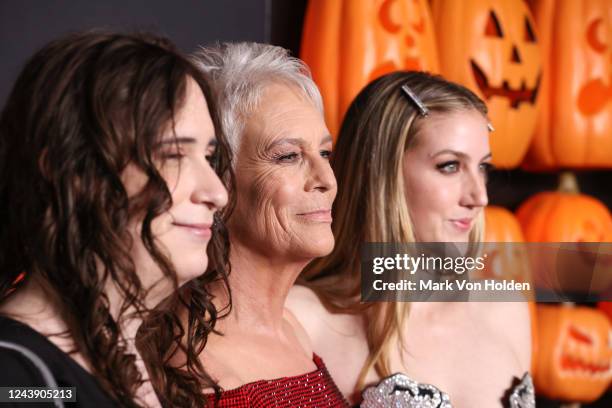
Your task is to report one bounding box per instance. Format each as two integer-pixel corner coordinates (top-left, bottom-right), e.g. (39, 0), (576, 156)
(154, 136), (217, 148)
(267, 134), (333, 149)
(430, 149), (492, 161)
(321, 135), (333, 145)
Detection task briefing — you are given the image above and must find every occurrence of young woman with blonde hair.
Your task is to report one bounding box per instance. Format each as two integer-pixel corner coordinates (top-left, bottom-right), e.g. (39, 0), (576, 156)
(288, 71), (533, 407)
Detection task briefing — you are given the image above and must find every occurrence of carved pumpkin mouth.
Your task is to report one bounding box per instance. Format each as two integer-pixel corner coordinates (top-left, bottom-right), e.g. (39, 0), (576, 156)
(560, 355), (611, 374)
(470, 60), (541, 109)
(559, 325), (612, 375)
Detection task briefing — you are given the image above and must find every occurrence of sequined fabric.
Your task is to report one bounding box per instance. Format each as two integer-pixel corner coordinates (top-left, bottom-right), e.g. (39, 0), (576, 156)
(361, 374), (451, 408)
(206, 354), (349, 407)
(509, 373), (535, 408)
(360, 372), (535, 408)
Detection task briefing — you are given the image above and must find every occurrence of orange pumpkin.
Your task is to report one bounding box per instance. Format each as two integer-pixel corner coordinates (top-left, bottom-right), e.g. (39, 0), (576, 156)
(598, 301), (612, 322)
(485, 205), (526, 242)
(517, 173), (612, 242)
(534, 304), (612, 402)
(525, 0), (612, 169)
(481, 206), (532, 284)
(431, 0), (543, 168)
(301, 0), (439, 138)
(516, 172), (612, 294)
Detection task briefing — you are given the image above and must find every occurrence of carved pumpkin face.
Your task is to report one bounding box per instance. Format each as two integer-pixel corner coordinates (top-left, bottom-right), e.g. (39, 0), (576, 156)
(579, 16), (612, 116)
(526, 0), (612, 168)
(432, 0), (543, 168)
(367, 0), (439, 80)
(535, 305), (612, 402)
(301, 0), (439, 137)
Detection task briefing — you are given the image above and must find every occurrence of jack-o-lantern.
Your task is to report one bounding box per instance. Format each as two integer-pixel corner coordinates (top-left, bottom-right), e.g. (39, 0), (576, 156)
(301, 0), (439, 138)
(431, 0), (543, 168)
(517, 172), (612, 294)
(534, 304), (612, 402)
(525, 0), (612, 169)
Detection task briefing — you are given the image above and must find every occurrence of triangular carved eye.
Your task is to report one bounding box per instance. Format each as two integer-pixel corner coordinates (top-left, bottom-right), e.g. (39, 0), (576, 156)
(524, 17), (537, 42)
(485, 10), (504, 38)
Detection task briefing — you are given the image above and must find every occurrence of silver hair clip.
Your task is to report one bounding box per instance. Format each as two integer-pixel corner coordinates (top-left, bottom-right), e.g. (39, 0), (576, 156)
(401, 84), (428, 116)
(487, 123), (495, 132)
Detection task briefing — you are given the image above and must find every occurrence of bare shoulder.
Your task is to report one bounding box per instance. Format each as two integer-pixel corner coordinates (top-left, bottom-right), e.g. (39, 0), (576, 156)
(287, 285), (368, 401)
(479, 301), (532, 372)
(283, 307), (314, 357)
(285, 285), (331, 336)
(286, 284), (326, 310)
(286, 285), (363, 340)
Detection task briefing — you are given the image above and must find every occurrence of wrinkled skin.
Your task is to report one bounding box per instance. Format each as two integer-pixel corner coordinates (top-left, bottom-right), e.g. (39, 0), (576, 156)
(228, 83), (337, 264)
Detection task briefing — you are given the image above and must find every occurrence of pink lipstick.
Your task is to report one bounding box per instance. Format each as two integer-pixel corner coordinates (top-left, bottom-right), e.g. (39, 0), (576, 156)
(297, 209), (332, 223)
(172, 222), (212, 238)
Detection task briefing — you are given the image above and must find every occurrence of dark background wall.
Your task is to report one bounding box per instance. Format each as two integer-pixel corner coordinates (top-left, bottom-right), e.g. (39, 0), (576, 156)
(0, 0), (271, 106)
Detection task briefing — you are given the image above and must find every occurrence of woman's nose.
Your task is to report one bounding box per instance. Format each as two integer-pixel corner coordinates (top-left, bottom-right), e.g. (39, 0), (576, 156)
(192, 163), (229, 210)
(461, 170), (488, 209)
(305, 154), (337, 195)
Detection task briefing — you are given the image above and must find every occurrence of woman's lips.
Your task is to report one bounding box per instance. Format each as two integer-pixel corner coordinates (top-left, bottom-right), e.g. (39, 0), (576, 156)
(450, 218), (473, 232)
(172, 222), (212, 238)
(297, 209), (333, 223)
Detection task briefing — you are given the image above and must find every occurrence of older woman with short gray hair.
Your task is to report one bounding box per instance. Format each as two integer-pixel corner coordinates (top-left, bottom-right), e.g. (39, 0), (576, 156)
(191, 43), (347, 407)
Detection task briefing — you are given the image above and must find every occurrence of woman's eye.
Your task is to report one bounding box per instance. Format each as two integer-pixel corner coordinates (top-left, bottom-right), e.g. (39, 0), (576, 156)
(436, 161), (459, 173)
(205, 150), (218, 164)
(274, 152), (300, 162)
(320, 150), (332, 159)
(479, 162), (495, 173)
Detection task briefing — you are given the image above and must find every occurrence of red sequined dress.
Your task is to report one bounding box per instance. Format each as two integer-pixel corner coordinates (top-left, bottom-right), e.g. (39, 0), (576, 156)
(206, 354), (349, 407)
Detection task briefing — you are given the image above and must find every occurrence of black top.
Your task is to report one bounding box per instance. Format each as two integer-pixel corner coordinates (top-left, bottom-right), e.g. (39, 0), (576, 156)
(0, 316), (119, 407)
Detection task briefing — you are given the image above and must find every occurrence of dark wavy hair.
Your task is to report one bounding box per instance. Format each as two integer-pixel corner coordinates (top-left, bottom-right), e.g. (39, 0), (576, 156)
(0, 31), (233, 407)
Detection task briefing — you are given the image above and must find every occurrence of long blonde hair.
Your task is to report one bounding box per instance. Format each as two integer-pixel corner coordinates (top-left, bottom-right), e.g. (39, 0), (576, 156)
(302, 71), (489, 391)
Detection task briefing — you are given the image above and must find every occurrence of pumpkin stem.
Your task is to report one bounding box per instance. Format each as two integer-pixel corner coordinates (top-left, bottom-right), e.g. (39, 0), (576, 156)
(557, 172), (580, 194)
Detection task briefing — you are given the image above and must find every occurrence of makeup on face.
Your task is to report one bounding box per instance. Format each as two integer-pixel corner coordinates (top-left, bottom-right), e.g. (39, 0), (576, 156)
(403, 109), (491, 242)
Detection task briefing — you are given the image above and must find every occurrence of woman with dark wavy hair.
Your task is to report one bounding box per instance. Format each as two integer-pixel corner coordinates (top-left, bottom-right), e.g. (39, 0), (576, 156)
(0, 31), (230, 407)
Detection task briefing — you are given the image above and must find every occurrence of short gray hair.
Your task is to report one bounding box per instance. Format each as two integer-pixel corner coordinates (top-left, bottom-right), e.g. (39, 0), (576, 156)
(191, 42), (324, 155)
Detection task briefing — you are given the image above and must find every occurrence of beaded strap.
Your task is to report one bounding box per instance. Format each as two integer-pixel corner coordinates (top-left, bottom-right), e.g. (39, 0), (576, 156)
(360, 372), (535, 408)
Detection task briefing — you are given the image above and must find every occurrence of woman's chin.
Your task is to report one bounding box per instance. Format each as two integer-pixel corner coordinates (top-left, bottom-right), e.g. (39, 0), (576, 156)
(301, 236), (335, 259)
(175, 258), (209, 286)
